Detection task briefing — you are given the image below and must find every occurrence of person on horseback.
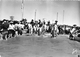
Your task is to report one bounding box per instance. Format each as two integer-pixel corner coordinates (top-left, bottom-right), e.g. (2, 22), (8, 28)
(1, 20), (9, 40)
(8, 21), (15, 38)
(69, 24), (77, 40)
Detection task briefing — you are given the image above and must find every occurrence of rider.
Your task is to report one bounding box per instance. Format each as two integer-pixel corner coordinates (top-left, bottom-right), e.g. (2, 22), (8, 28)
(38, 19), (43, 35)
(1, 20), (9, 40)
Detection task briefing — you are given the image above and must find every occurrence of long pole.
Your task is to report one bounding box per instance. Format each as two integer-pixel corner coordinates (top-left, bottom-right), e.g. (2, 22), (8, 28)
(21, 0), (24, 19)
(63, 10), (64, 24)
(57, 12), (58, 21)
(34, 9), (37, 21)
(63, 10), (65, 34)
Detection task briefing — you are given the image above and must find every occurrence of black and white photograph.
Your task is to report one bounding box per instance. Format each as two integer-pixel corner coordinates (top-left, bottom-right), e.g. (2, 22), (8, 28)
(0, 0), (80, 57)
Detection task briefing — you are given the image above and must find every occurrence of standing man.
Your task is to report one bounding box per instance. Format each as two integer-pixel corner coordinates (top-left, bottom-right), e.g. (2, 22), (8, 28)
(54, 20), (58, 37)
(42, 20), (46, 35)
(30, 19), (35, 34)
(38, 19), (43, 36)
(46, 21), (51, 33)
(51, 23), (55, 38)
(34, 21), (38, 34)
(8, 21), (15, 38)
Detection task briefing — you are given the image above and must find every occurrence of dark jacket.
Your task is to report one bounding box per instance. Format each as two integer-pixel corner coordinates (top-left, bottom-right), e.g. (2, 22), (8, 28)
(1, 22), (9, 30)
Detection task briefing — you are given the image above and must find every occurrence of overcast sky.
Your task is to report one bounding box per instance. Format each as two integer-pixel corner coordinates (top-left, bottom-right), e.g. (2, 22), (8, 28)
(0, 0), (79, 26)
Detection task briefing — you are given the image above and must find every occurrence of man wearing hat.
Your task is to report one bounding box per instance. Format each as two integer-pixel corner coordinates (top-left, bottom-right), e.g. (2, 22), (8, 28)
(30, 19), (35, 34)
(1, 20), (9, 40)
(69, 24), (77, 40)
(70, 24), (77, 34)
(46, 21), (51, 33)
(8, 21), (15, 38)
(54, 20), (58, 37)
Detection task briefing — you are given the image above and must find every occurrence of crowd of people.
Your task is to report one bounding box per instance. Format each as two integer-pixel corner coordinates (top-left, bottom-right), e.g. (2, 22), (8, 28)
(0, 18), (60, 40)
(69, 24), (80, 40)
(0, 18), (80, 41)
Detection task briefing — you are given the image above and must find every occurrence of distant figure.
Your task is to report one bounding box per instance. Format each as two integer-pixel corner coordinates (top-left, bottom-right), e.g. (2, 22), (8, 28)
(51, 24), (55, 38)
(30, 19), (35, 27)
(30, 19), (35, 34)
(17, 22), (23, 35)
(34, 21), (38, 34)
(69, 24), (77, 40)
(1, 20), (9, 40)
(8, 21), (15, 38)
(28, 23), (33, 34)
(70, 25), (76, 34)
(38, 19), (43, 36)
(46, 21), (51, 33)
(58, 26), (63, 34)
(42, 21), (46, 35)
(54, 20), (58, 37)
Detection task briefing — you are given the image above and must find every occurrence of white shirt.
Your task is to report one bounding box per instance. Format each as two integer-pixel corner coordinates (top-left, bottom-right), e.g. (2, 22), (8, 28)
(28, 24), (32, 29)
(15, 24), (19, 27)
(46, 26), (49, 30)
(54, 24), (58, 30)
(8, 24), (15, 30)
(70, 28), (76, 33)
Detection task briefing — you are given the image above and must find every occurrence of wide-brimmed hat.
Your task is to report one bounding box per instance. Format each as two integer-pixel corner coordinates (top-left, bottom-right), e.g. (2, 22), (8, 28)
(55, 20), (58, 22)
(73, 24), (76, 26)
(10, 21), (13, 24)
(73, 24), (77, 28)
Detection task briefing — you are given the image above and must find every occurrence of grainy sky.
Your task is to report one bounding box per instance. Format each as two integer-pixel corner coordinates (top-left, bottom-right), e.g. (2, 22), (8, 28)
(0, 0), (79, 26)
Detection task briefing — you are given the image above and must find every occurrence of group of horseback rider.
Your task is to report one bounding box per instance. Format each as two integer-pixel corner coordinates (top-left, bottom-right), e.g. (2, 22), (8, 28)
(0, 19), (59, 40)
(24, 19), (59, 37)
